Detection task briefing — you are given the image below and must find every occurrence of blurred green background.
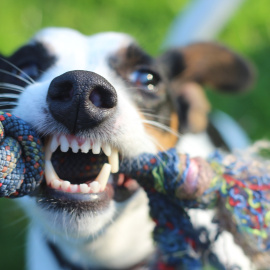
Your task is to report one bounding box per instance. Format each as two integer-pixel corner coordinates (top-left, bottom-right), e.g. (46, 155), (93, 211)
(0, 0), (270, 269)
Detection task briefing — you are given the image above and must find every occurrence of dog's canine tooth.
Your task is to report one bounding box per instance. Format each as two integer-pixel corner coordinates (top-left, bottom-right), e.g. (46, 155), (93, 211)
(102, 144), (111, 157)
(61, 181), (70, 191)
(95, 163), (111, 190)
(45, 137), (53, 161)
(80, 183), (90, 193)
(108, 149), (119, 173)
(59, 135), (69, 152)
(81, 139), (91, 153)
(71, 139), (79, 153)
(92, 141), (101, 154)
(50, 135), (59, 153)
(45, 160), (59, 185)
(51, 179), (61, 189)
(70, 184), (78, 193)
(89, 181), (100, 193)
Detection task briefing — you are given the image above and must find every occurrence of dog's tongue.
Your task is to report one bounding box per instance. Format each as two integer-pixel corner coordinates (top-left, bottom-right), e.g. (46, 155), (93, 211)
(52, 149), (107, 184)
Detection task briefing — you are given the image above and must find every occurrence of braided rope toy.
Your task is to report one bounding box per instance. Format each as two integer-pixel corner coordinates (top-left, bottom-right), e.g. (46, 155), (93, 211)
(0, 112), (44, 197)
(1, 112), (270, 268)
(119, 145), (270, 269)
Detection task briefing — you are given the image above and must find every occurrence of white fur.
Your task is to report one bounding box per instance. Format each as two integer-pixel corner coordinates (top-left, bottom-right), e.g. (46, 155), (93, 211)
(13, 27), (157, 270)
(24, 190), (154, 270)
(12, 27), (252, 270)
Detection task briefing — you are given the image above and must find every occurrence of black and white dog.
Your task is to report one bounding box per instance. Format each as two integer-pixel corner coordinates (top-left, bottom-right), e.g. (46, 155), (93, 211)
(0, 28), (253, 270)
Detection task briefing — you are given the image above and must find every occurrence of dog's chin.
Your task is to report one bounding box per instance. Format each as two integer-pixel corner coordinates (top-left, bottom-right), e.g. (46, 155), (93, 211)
(29, 134), (142, 238)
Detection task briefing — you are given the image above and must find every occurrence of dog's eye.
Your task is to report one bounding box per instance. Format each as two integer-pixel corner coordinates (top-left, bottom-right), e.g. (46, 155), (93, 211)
(12, 62), (39, 81)
(129, 69), (160, 91)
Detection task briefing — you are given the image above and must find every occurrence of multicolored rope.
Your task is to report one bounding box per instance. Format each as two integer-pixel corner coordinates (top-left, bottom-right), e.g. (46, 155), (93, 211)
(0, 112), (44, 198)
(120, 144), (270, 269)
(120, 149), (215, 269)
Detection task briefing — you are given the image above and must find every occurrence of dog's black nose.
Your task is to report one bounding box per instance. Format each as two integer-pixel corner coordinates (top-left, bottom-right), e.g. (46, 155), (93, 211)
(47, 70), (117, 133)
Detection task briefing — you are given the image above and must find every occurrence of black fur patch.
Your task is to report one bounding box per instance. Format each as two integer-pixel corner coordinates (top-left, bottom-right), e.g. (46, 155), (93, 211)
(0, 42), (56, 87)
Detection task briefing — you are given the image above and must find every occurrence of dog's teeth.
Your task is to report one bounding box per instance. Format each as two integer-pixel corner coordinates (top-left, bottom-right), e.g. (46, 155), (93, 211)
(71, 139), (79, 153)
(51, 179), (61, 189)
(90, 181), (100, 193)
(45, 160), (59, 185)
(50, 135), (59, 153)
(60, 135), (69, 152)
(92, 141), (101, 154)
(61, 181), (70, 191)
(81, 139), (91, 153)
(102, 144), (111, 156)
(80, 183), (90, 193)
(108, 149), (119, 173)
(95, 163), (111, 190)
(45, 137), (53, 161)
(70, 184), (78, 193)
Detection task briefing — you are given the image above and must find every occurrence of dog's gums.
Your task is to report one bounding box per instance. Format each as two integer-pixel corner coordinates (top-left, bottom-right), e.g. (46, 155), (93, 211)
(44, 134), (119, 194)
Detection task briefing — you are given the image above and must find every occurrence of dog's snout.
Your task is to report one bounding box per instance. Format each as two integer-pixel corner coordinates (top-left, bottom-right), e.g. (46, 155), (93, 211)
(47, 70), (117, 133)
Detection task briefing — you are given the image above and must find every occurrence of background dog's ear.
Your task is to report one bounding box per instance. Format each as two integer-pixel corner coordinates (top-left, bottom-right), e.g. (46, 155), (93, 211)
(159, 42), (255, 92)
(158, 42), (255, 133)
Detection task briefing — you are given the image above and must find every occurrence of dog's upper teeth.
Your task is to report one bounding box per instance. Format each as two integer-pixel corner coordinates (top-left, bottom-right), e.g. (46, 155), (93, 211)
(81, 139), (91, 153)
(102, 144), (112, 156)
(59, 135), (69, 152)
(92, 141), (101, 154)
(50, 135), (59, 153)
(71, 139), (79, 153)
(108, 149), (119, 173)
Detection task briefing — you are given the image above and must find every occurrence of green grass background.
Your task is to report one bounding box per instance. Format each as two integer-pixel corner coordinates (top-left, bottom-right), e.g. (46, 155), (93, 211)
(0, 0), (270, 269)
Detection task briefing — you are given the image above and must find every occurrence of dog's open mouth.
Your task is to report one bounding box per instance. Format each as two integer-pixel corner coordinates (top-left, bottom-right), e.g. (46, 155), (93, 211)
(42, 134), (139, 204)
(44, 134), (119, 194)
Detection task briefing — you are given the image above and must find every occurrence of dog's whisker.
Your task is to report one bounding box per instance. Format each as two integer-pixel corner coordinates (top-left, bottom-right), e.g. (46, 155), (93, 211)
(0, 82), (24, 93)
(142, 119), (181, 138)
(0, 101), (18, 106)
(0, 93), (20, 99)
(141, 112), (172, 121)
(0, 57), (35, 84)
(0, 69), (33, 85)
(2, 214), (28, 229)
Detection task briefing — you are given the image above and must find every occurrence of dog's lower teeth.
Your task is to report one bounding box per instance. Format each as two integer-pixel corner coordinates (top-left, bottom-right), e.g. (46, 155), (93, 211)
(70, 184), (78, 193)
(90, 181), (100, 193)
(96, 163), (111, 190)
(62, 181), (70, 191)
(52, 179), (61, 189)
(80, 183), (90, 193)
(45, 160), (58, 185)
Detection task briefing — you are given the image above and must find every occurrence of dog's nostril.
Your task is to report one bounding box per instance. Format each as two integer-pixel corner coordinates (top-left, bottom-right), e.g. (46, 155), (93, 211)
(51, 81), (74, 101)
(89, 86), (117, 109)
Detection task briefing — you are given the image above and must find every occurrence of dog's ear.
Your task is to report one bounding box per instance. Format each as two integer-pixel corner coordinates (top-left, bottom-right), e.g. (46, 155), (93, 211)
(158, 42), (255, 133)
(159, 42), (255, 92)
